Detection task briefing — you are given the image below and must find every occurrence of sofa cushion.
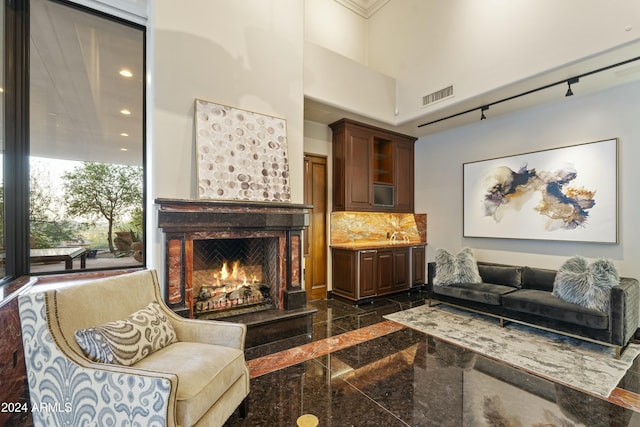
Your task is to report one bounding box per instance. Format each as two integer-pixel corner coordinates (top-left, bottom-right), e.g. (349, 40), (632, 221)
(552, 256), (619, 313)
(502, 289), (609, 330)
(522, 266), (557, 292)
(74, 301), (177, 365)
(477, 264), (522, 289)
(433, 282), (517, 305)
(134, 341), (247, 426)
(434, 248), (482, 285)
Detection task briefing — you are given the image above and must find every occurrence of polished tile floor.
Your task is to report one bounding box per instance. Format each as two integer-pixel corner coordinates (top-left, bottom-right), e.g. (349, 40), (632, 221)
(225, 291), (640, 427)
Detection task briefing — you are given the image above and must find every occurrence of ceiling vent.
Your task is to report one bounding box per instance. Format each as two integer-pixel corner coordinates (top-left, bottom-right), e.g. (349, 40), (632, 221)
(422, 85), (454, 107)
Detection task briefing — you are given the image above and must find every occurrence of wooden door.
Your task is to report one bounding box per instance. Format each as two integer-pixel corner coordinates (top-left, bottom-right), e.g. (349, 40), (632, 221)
(412, 245), (426, 286)
(376, 249), (394, 295)
(304, 154), (328, 300)
(359, 250), (377, 298)
(392, 248), (410, 291)
(331, 249), (356, 300)
(345, 128), (373, 210)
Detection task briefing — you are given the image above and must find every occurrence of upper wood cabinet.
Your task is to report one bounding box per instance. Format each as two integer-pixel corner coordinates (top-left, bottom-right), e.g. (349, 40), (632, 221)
(329, 119), (417, 212)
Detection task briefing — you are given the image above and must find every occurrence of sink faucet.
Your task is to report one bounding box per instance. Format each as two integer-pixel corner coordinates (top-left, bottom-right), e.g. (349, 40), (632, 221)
(389, 231), (409, 243)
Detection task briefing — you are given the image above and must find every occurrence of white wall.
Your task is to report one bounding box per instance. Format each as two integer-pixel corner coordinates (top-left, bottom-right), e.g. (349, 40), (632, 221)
(148, 0), (304, 278)
(415, 80), (640, 278)
(304, 0), (367, 64)
(367, 0), (640, 124)
(304, 42), (397, 124)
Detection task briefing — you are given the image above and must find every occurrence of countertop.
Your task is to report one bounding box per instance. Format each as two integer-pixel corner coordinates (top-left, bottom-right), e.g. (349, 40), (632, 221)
(330, 241), (427, 251)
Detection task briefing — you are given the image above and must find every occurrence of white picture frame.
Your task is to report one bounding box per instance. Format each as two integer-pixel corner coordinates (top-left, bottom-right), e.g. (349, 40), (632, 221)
(194, 99), (291, 202)
(463, 138), (618, 243)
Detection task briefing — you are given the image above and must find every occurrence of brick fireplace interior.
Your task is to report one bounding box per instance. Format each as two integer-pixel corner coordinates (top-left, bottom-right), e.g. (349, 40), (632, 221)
(193, 235), (279, 319)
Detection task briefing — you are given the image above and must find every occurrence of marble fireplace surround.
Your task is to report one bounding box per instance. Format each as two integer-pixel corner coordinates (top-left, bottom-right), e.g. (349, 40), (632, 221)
(156, 198), (310, 319)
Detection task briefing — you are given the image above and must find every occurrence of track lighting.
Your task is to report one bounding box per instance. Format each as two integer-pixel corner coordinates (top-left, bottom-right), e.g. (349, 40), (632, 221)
(417, 54), (640, 129)
(480, 106), (489, 121)
(565, 77), (579, 97)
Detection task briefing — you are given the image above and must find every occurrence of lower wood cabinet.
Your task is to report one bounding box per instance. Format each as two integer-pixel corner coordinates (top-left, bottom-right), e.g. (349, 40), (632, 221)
(332, 244), (425, 303)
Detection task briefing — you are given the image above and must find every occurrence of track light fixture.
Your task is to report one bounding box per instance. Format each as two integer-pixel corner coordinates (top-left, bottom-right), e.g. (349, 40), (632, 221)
(480, 106), (489, 121)
(565, 77), (580, 97)
(417, 54), (640, 129)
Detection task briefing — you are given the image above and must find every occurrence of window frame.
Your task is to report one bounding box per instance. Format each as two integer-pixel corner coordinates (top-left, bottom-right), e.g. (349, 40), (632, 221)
(2, 0), (147, 283)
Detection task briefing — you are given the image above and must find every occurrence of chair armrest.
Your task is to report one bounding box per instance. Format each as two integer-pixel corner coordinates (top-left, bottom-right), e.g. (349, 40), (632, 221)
(19, 292), (179, 427)
(170, 316), (247, 350)
(610, 277), (640, 346)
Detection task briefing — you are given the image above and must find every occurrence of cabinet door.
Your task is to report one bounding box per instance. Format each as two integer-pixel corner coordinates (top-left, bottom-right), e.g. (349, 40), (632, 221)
(412, 245), (426, 286)
(345, 128), (373, 210)
(376, 249), (394, 295)
(392, 248), (410, 291)
(332, 127), (346, 210)
(394, 140), (415, 212)
(359, 250), (377, 297)
(332, 250), (357, 300)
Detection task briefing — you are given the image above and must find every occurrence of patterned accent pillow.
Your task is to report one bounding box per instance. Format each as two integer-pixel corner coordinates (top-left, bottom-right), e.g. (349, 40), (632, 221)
(434, 247), (482, 285)
(552, 256), (619, 313)
(75, 301), (177, 366)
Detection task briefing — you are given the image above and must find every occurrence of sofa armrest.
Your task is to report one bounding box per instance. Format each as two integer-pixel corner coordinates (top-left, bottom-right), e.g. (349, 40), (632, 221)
(610, 277), (640, 347)
(169, 316), (247, 350)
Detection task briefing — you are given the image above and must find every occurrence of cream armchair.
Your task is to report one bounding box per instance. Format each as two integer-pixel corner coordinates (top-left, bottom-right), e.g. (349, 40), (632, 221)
(19, 269), (249, 427)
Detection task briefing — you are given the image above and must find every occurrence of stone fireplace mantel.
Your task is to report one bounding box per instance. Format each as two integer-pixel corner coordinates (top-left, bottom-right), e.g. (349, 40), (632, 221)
(156, 198), (311, 318)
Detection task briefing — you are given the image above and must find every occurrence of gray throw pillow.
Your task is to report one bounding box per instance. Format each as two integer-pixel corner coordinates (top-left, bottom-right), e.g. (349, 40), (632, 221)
(552, 256), (619, 313)
(434, 247), (482, 285)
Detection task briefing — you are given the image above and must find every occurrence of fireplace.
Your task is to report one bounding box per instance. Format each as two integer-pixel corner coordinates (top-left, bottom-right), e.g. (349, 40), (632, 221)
(156, 198), (310, 319)
(192, 237), (277, 318)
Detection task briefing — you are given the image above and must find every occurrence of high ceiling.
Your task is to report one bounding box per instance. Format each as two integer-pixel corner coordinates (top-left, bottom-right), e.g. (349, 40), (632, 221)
(26, 0), (640, 162)
(333, 0), (390, 18)
(304, 40), (640, 139)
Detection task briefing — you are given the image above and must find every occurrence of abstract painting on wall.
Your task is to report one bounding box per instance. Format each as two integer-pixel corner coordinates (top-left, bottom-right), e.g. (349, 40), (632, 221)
(194, 99), (290, 202)
(463, 138), (617, 243)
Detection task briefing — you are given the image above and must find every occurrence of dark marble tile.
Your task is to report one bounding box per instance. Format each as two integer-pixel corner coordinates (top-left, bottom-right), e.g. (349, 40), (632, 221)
(224, 360), (408, 427)
(233, 296), (640, 427)
(308, 298), (363, 324)
(311, 319), (350, 341)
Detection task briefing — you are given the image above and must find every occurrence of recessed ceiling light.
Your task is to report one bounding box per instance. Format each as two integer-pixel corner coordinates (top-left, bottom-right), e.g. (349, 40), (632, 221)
(120, 132), (129, 137)
(0, 87), (4, 93)
(120, 109), (131, 115)
(120, 148), (128, 151)
(119, 69), (133, 78)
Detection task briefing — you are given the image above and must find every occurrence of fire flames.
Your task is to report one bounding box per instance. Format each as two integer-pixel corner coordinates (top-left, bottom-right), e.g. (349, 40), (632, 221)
(195, 260), (266, 314)
(212, 260), (260, 289)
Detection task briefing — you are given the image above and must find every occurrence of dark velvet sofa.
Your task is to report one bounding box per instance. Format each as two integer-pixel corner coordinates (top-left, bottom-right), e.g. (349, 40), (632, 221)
(426, 261), (640, 357)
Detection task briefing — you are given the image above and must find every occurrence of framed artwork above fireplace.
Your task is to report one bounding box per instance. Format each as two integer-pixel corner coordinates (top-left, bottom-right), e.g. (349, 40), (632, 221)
(194, 99), (291, 202)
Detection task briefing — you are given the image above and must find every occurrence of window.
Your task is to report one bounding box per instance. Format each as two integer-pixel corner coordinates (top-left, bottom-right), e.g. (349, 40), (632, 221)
(2, 0), (145, 281)
(0, 1), (5, 280)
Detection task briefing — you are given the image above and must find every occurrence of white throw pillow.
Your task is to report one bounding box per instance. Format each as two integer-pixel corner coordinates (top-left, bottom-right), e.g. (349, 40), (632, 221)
(552, 256), (619, 313)
(434, 247), (482, 285)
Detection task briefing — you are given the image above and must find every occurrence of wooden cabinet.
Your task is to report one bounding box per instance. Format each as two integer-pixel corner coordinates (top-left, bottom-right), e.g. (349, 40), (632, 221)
(411, 245), (426, 287)
(359, 250), (377, 297)
(332, 246), (412, 303)
(332, 249), (357, 299)
(394, 140), (415, 212)
(330, 119), (416, 212)
(376, 249), (395, 295)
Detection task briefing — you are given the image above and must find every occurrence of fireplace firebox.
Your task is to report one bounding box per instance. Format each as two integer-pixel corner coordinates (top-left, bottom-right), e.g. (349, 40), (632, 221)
(156, 199), (310, 319)
(192, 237), (278, 318)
